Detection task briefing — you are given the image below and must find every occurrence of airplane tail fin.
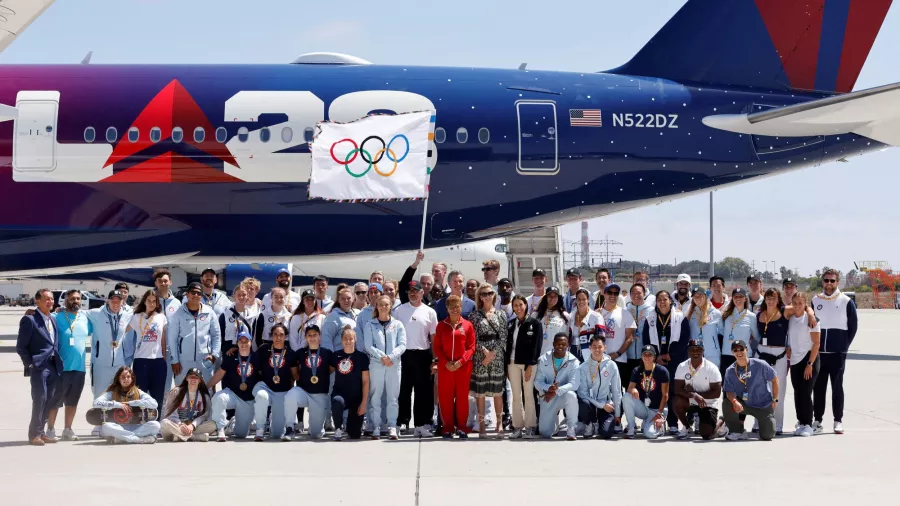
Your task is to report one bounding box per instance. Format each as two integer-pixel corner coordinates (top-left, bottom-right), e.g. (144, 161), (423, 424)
(610, 0), (893, 93)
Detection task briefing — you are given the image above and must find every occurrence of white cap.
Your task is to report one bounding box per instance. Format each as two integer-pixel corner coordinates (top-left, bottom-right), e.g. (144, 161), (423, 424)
(676, 274), (691, 284)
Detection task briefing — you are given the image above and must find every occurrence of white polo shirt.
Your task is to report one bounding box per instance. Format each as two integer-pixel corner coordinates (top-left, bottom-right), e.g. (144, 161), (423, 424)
(394, 302), (438, 351)
(675, 358), (722, 409)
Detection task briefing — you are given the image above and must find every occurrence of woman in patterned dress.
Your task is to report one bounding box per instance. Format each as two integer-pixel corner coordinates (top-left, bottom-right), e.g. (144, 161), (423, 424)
(469, 283), (508, 439)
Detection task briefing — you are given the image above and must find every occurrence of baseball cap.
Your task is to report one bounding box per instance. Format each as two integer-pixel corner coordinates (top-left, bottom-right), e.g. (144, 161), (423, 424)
(676, 274), (692, 284)
(747, 274), (761, 283)
(604, 283), (621, 293)
(407, 280), (424, 292)
(304, 324), (321, 335)
(566, 268), (580, 278)
(107, 289), (125, 300)
(200, 268), (217, 277)
(641, 345), (658, 357)
(498, 278), (512, 287)
(546, 286), (561, 295)
(185, 367), (203, 379)
(731, 339), (748, 351)
(732, 287), (747, 297)
(301, 289), (315, 299)
(687, 338), (704, 349)
(782, 277), (797, 287)
(532, 268), (546, 278)
(368, 282), (384, 293)
(276, 268), (291, 276)
(691, 286), (705, 296)
(186, 282), (203, 293)
(236, 330), (252, 342)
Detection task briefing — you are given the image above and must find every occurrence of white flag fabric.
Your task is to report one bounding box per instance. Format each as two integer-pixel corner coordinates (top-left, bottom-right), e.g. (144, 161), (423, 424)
(309, 111), (435, 201)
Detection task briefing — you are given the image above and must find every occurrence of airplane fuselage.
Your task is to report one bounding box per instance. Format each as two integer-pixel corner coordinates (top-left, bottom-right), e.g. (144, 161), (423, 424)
(0, 63), (883, 274)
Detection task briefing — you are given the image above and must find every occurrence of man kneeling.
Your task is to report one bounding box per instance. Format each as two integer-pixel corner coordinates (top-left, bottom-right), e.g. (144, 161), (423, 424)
(535, 333), (580, 440)
(674, 339), (721, 440)
(723, 340), (779, 441)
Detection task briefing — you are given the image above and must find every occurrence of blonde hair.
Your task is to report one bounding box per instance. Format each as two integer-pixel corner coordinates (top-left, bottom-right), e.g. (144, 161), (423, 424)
(686, 293), (710, 327)
(373, 295), (393, 319)
(482, 259), (500, 270)
(476, 283), (497, 310)
(241, 277), (261, 291)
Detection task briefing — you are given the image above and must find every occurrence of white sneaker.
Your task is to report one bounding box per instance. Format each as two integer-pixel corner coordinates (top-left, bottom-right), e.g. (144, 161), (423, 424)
(715, 419), (729, 438)
(792, 425), (804, 436)
(418, 426), (434, 438)
(400, 423), (411, 435)
(566, 426), (576, 440)
(216, 428), (227, 442)
(138, 435), (156, 444)
(62, 428), (78, 441)
(834, 421), (844, 434)
(812, 421), (824, 434)
(332, 428), (344, 441)
(726, 431), (749, 441)
(389, 427), (399, 440)
(798, 425), (814, 437)
(676, 428), (690, 440)
(46, 428), (57, 440)
(510, 428), (523, 439)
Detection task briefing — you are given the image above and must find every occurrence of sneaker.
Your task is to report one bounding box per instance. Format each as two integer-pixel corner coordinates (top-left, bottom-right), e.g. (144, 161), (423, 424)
(834, 421), (844, 434)
(456, 430), (468, 440)
(389, 427), (399, 440)
(371, 428), (381, 440)
(812, 421), (824, 434)
(566, 426), (576, 441)
(217, 428), (227, 442)
(624, 427), (635, 439)
(502, 413), (512, 431)
(225, 418), (236, 436)
(400, 423), (410, 435)
(332, 428), (344, 441)
(726, 431), (749, 441)
(193, 432), (209, 442)
(523, 427), (538, 440)
(715, 419), (729, 438)
(255, 429), (264, 441)
(62, 428), (78, 441)
(418, 426), (433, 438)
(46, 428), (57, 440)
(138, 435), (157, 444)
(511, 429), (523, 439)
(281, 427), (294, 441)
(91, 426), (101, 437)
(442, 432), (453, 439)
(676, 428), (690, 440)
(800, 425), (814, 437)
(792, 425), (804, 436)
(668, 426), (679, 436)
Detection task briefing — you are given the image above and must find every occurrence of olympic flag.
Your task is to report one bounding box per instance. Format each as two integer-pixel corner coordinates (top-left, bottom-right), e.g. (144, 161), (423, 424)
(309, 111), (435, 201)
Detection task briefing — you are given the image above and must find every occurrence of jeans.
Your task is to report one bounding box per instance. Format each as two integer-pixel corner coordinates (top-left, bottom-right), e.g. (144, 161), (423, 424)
(284, 387), (329, 438)
(211, 388), (254, 438)
(369, 363), (401, 428)
(623, 396), (666, 438)
(538, 391), (578, 438)
(252, 383), (287, 438)
(101, 421), (160, 443)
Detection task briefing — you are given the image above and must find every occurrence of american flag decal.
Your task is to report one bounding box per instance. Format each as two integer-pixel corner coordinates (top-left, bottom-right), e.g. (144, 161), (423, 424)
(569, 109), (602, 127)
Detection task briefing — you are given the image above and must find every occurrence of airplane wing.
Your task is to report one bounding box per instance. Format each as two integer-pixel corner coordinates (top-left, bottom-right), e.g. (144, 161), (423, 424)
(0, 0), (56, 53)
(702, 81), (900, 147)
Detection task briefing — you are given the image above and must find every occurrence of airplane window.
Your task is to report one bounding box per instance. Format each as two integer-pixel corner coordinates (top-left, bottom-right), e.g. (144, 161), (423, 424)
(434, 127), (446, 144)
(150, 127), (162, 143)
(194, 127), (205, 143)
(172, 127), (183, 143)
(456, 127), (468, 144)
(216, 127), (228, 143)
(478, 127), (490, 144)
(494, 244), (507, 253)
(281, 126), (293, 143)
(84, 127), (95, 143)
(237, 127), (249, 143)
(304, 127), (315, 143)
(260, 127), (271, 143)
(128, 127), (139, 143)
(106, 127), (117, 143)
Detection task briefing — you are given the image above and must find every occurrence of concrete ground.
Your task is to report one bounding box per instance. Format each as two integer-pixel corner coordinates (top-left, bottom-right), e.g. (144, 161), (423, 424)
(1, 307), (898, 505)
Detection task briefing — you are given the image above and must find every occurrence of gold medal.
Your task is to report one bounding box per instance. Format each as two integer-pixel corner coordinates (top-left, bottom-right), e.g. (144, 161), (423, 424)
(111, 341), (119, 349)
(310, 375), (319, 385)
(273, 375), (281, 384)
(239, 382), (247, 391)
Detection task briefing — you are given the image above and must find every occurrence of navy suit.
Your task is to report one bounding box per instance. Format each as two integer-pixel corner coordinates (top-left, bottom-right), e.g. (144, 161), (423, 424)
(16, 313), (63, 440)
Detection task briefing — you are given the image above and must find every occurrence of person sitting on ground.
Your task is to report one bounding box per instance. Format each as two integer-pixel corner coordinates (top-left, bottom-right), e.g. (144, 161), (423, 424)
(92, 366), (159, 444)
(673, 338), (722, 440)
(722, 340), (779, 441)
(161, 367), (216, 442)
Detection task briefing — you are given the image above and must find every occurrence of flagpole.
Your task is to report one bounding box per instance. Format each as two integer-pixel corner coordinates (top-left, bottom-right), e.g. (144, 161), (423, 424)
(419, 176), (430, 251)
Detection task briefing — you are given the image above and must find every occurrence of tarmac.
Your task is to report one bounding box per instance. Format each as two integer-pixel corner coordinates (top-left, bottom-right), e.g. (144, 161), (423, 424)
(0, 306), (898, 505)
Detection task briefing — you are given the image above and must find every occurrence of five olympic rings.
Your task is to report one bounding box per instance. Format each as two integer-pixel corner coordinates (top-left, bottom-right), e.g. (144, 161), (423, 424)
(330, 134), (410, 179)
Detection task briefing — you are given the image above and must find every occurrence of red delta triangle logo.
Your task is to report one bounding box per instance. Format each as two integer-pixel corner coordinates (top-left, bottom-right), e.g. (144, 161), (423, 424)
(102, 80), (241, 183)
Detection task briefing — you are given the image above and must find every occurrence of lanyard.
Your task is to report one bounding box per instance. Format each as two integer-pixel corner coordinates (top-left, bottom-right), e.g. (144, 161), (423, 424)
(658, 311), (671, 331)
(272, 347), (286, 377)
(763, 309), (778, 336)
(203, 291), (217, 306)
(309, 348), (320, 377)
(63, 312), (79, 334)
(729, 309), (746, 337)
(642, 364), (656, 393)
(187, 390), (199, 419)
(107, 309), (120, 346)
(239, 355), (251, 384)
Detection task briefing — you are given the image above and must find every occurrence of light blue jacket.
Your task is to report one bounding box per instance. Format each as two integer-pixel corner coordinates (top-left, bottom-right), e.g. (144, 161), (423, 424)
(182, 289), (230, 316)
(688, 306), (722, 359)
(534, 350), (581, 397)
(322, 306), (358, 352)
(86, 306), (134, 370)
(625, 301), (653, 359)
(168, 303), (222, 365)
(717, 309), (760, 356)
(93, 389), (158, 410)
(362, 316), (407, 366)
(576, 354), (623, 416)
(157, 291), (183, 322)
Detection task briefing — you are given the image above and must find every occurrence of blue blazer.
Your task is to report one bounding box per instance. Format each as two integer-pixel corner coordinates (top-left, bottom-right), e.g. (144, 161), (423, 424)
(16, 313), (63, 372)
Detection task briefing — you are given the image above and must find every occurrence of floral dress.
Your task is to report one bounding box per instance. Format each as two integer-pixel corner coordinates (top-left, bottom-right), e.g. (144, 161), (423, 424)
(469, 309), (508, 397)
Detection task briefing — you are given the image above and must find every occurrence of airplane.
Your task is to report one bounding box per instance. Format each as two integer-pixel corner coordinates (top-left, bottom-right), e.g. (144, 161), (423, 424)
(0, 0), (897, 278)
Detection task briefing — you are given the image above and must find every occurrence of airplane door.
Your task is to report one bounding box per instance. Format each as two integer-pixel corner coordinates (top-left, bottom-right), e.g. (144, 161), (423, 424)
(516, 100), (558, 174)
(13, 91), (60, 171)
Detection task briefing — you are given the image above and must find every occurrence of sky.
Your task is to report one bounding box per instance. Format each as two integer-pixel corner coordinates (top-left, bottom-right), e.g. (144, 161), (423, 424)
(1, 0), (898, 277)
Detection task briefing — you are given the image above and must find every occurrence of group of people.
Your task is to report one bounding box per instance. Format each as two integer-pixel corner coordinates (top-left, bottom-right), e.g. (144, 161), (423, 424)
(16, 257), (857, 446)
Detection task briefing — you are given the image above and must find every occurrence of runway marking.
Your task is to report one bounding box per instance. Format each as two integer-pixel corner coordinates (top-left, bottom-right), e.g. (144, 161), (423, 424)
(844, 408), (900, 426)
(415, 438), (422, 506)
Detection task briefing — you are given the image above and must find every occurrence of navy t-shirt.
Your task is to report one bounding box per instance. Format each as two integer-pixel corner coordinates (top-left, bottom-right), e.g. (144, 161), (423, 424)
(629, 365), (670, 410)
(331, 349), (370, 401)
(221, 352), (259, 402)
(254, 343), (294, 393)
(294, 347), (333, 395)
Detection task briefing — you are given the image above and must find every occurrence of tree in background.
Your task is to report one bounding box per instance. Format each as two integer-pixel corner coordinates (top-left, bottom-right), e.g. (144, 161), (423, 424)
(715, 257), (751, 281)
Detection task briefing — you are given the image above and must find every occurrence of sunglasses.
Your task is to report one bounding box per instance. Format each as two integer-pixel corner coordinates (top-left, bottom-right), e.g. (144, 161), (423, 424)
(479, 292), (495, 297)
(481, 267), (497, 272)
(606, 291), (620, 296)
(823, 279), (838, 284)
(187, 291), (201, 296)
(355, 291), (366, 295)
